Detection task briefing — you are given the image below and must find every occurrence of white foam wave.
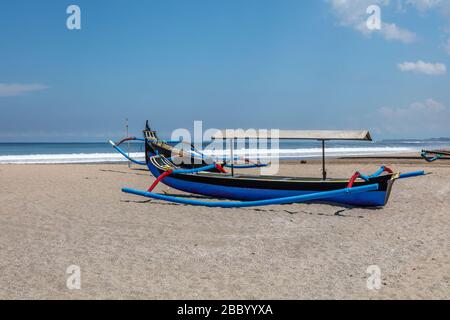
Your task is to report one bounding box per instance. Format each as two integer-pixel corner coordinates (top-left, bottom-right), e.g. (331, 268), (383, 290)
(0, 147), (415, 164)
(203, 147), (414, 159)
(0, 152), (145, 164)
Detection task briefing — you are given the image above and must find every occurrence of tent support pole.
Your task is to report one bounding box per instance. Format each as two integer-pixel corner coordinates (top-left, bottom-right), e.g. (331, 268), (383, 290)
(230, 138), (234, 176)
(321, 140), (327, 180)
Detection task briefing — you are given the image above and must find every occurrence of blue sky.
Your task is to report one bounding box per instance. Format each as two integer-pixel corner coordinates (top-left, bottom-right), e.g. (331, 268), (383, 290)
(0, 0), (449, 141)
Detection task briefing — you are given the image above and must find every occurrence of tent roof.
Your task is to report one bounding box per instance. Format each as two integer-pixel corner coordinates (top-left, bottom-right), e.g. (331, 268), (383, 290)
(211, 130), (372, 141)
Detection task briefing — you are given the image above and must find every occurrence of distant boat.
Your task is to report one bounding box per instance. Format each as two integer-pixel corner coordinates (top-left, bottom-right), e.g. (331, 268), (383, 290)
(421, 149), (450, 162)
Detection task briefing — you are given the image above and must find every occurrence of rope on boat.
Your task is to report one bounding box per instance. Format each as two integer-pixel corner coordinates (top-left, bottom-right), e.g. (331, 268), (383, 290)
(122, 183), (380, 208)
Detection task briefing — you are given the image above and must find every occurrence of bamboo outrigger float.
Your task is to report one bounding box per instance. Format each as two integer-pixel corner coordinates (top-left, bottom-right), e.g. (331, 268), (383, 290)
(112, 123), (425, 208)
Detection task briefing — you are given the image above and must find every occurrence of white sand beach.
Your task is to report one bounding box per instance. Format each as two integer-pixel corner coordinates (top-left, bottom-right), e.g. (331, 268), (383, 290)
(0, 159), (449, 299)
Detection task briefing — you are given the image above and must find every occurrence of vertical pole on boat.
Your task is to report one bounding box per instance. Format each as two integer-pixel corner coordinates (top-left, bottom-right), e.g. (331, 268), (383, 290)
(321, 139), (326, 180)
(126, 118), (130, 169)
(230, 138), (234, 176)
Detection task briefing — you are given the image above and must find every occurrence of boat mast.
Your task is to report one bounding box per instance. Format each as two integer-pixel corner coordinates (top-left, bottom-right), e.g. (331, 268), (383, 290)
(126, 118), (130, 168)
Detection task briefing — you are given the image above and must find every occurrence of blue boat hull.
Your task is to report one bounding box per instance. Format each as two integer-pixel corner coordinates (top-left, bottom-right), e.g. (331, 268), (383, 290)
(146, 157), (394, 207)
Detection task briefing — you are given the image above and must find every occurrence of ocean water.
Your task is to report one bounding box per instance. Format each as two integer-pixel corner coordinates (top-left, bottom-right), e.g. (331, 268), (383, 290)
(0, 140), (448, 164)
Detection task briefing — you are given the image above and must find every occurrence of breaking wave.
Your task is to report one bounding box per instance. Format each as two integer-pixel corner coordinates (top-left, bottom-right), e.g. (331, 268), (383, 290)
(0, 147), (414, 164)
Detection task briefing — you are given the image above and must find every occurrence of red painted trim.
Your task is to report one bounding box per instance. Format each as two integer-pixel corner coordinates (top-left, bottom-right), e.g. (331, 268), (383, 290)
(148, 169), (173, 192)
(215, 164), (228, 173)
(383, 166), (393, 174)
(347, 172), (360, 189)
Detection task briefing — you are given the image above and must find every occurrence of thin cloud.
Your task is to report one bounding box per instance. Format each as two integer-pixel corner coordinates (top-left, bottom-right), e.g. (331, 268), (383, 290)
(380, 23), (417, 43)
(405, 0), (449, 13)
(380, 99), (446, 116)
(0, 83), (49, 97)
(398, 60), (447, 75)
(443, 39), (450, 55)
(403, 0), (450, 55)
(327, 0), (417, 43)
(377, 98), (450, 136)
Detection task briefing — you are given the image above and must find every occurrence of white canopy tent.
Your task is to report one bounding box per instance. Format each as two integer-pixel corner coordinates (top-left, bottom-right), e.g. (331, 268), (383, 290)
(211, 130), (372, 141)
(211, 129), (373, 179)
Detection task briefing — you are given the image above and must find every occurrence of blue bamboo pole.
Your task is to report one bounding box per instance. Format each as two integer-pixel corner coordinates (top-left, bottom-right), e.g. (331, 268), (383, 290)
(109, 140), (146, 165)
(399, 170), (425, 179)
(122, 183), (379, 208)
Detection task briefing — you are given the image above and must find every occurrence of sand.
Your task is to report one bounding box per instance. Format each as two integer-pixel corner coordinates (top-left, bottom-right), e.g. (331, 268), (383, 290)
(0, 158), (449, 299)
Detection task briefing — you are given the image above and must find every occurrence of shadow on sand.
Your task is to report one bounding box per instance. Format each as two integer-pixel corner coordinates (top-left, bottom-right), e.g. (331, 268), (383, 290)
(121, 191), (384, 218)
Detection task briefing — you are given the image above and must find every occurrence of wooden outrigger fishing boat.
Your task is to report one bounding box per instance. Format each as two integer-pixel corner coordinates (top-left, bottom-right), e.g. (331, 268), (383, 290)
(111, 123), (425, 208)
(421, 149), (450, 162)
